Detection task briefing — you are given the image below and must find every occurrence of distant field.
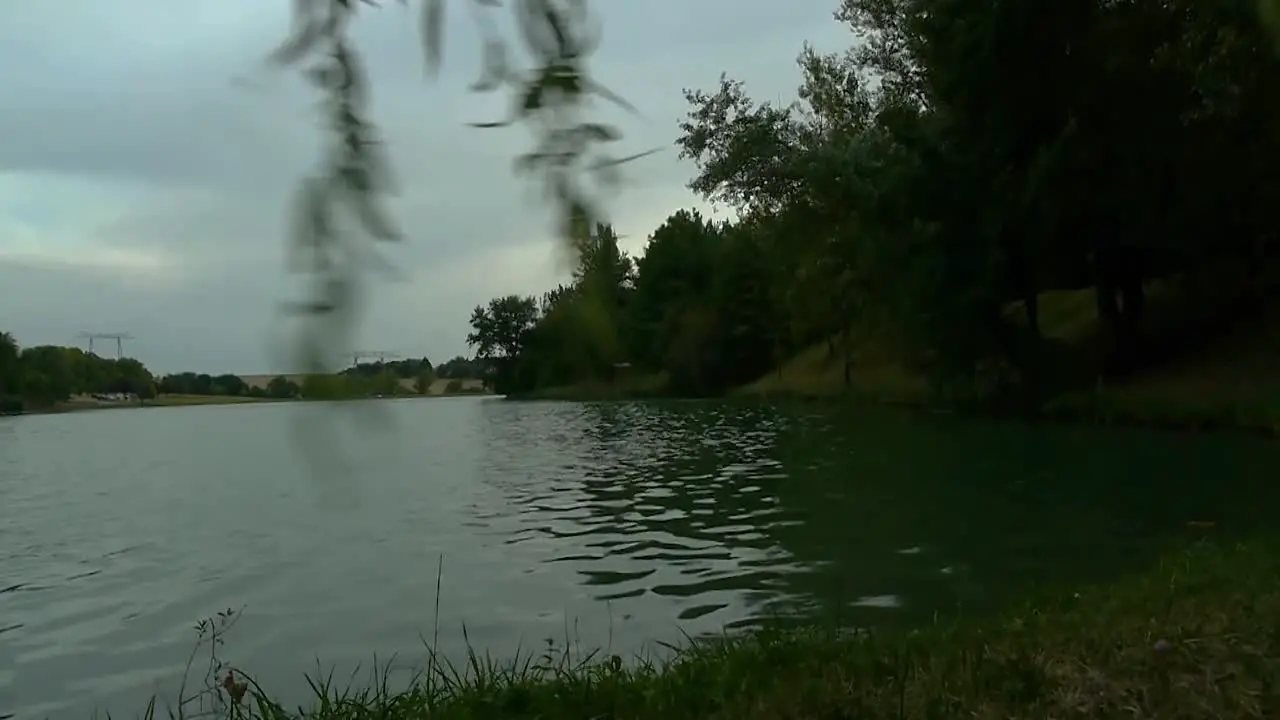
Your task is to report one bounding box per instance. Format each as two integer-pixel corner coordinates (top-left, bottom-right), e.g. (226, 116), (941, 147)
(152, 394), (266, 406)
(237, 374), (488, 396)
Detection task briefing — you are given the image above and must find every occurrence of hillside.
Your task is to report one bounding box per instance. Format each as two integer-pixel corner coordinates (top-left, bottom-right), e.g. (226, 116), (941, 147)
(741, 286), (1280, 429)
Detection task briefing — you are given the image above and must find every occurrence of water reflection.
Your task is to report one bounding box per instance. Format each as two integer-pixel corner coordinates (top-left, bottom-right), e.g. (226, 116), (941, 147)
(478, 400), (1280, 633)
(1, 399), (1278, 718)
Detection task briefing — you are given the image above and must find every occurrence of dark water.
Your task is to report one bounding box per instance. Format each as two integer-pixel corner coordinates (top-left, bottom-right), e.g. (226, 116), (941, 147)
(1, 397), (1277, 718)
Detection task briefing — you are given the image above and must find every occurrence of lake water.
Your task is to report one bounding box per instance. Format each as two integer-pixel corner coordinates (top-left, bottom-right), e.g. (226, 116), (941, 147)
(2, 397), (1277, 718)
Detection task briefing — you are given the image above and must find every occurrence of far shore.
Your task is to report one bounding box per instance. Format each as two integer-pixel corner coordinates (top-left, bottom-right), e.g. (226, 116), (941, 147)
(8, 384), (493, 417)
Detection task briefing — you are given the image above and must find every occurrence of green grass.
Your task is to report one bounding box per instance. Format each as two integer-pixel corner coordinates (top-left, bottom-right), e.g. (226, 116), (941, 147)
(742, 283), (1280, 432)
(146, 538), (1279, 719)
(736, 340), (926, 402)
(151, 394), (271, 406)
(512, 372), (670, 401)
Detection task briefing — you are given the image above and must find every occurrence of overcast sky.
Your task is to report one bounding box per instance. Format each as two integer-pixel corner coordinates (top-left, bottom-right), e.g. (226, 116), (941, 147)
(0, 1), (849, 374)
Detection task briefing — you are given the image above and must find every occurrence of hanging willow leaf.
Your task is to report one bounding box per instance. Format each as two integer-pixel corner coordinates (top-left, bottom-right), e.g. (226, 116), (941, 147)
(346, 184), (402, 241)
(585, 78), (638, 115)
(469, 38), (509, 91)
(267, 0), (659, 399)
(288, 177), (333, 273)
(590, 147), (663, 168)
(579, 123), (621, 141)
(422, 0), (445, 76)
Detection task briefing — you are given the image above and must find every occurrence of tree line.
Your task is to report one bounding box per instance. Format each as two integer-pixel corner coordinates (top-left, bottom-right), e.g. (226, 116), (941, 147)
(1, 331), (488, 412)
(1, 332), (157, 411)
(466, 0), (1280, 408)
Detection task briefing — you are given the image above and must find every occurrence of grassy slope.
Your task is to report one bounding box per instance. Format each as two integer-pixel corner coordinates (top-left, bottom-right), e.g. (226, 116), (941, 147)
(164, 538), (1280, 719)
(513, 372), (670, 401)
(741, 286), (1280, 428)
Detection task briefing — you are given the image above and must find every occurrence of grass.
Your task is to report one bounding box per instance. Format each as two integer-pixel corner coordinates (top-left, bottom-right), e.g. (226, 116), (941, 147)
(15, 394), (274, 415)
(740, 283), (1280, 432)
(147, 538), (1278, 719)
(736, 340), (926, 402)
(151, 394), (271, 406)
(512, 372), (670, 401)
(16, 384), (494, 416)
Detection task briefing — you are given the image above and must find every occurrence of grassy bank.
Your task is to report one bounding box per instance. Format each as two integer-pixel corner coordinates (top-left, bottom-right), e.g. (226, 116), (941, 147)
(11, 388), (495, 416)
(11, 393), (277, 415)
(151, 394), (273, 406)
(510, 372), (670, 401)
(738, 285), (1280, 434)
(159, 538), (1278, 719)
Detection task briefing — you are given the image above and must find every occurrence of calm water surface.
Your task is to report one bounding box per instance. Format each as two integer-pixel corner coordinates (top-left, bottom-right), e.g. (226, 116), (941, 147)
(2, 397), (1277, 718)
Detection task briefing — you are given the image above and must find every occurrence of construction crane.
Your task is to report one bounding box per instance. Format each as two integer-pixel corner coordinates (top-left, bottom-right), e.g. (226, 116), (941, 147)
(350, 350), (400, 368)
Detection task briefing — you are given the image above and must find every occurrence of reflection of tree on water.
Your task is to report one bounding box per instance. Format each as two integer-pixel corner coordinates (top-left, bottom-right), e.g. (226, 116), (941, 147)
(477, 400), (1280, 640)
(765, 410), (1280, 630)
(477, 400), (811, 630)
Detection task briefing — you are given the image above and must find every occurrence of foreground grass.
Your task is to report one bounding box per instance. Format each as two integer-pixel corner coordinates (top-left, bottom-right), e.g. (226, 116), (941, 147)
(161, 539), (1278, 719)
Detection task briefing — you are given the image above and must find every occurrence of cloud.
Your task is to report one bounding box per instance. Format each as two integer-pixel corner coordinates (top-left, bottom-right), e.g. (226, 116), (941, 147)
(0, 0), (850, 374)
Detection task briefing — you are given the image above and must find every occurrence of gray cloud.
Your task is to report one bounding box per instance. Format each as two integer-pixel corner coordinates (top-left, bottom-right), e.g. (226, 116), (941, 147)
(0, 1), (848, 374)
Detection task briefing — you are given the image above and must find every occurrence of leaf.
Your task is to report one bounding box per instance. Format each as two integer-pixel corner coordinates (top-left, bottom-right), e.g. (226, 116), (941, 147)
(422, 0), (445, 76)
(520, 78), (545, 116)
(304, 64), (336, 89)
(513, 151), (545, 175)
(288, 178), (332, 273)
(579, 123), (621, 141)
(268, 18), (324, 66)
(469, 39), (509, 92)
(589, 147), (663, 169)
(349, 191), (402, 241)
(586, 78), (638, 115)
(280, 300), (337, 316)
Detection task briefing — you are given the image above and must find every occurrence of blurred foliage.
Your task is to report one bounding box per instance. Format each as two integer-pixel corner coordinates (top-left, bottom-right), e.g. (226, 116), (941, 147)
(267, 0), (651, 376)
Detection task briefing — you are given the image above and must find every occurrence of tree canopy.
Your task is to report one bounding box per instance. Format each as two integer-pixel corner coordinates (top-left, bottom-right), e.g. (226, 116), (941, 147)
(465, 0), (1280, 409)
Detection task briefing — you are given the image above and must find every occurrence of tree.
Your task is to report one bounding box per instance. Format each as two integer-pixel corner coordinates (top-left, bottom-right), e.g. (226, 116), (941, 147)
(466, 295), (540, 394)
(213, 374), (249, 396)
(414, 368), (435, 394)
(0, 332), (19, 399)
(266, 375), (301, 399)
(466, 295), (540, 361)
(463, 0), (1280, 412)
(435, 356), (483, 379)
(19, 346), (74, 405)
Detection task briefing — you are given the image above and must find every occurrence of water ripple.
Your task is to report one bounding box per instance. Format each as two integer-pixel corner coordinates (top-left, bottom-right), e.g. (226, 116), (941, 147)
(2, 400), (1278, 718)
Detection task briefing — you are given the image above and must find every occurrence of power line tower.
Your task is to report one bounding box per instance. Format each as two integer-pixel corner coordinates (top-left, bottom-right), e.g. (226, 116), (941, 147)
(78, 332), (134, 360)
(350, 350), (400, 368)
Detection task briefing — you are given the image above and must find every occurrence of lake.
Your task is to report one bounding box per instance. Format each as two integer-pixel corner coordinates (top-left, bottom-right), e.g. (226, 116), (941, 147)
(2, 397), (1277, 718)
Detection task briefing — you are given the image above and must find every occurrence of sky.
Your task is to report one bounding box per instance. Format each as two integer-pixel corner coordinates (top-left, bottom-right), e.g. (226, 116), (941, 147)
(0, 1), (851, 375)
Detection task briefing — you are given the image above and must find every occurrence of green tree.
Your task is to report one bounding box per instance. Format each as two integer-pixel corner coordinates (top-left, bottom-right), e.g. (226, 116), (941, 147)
(466, 294), (540, 393)
(414, 368), (435, 394)
(0, 331), (20, 399)
(266, 375), (301, 399)
(213, 374), (249, 396)
(19, 346), (74, 405)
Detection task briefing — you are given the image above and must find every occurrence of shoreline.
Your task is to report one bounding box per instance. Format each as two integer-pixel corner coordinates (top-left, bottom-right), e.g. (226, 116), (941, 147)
(5, 391), (495, 417)
(503, 381), (1280, 438)
(136, 537), (1278, 718)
